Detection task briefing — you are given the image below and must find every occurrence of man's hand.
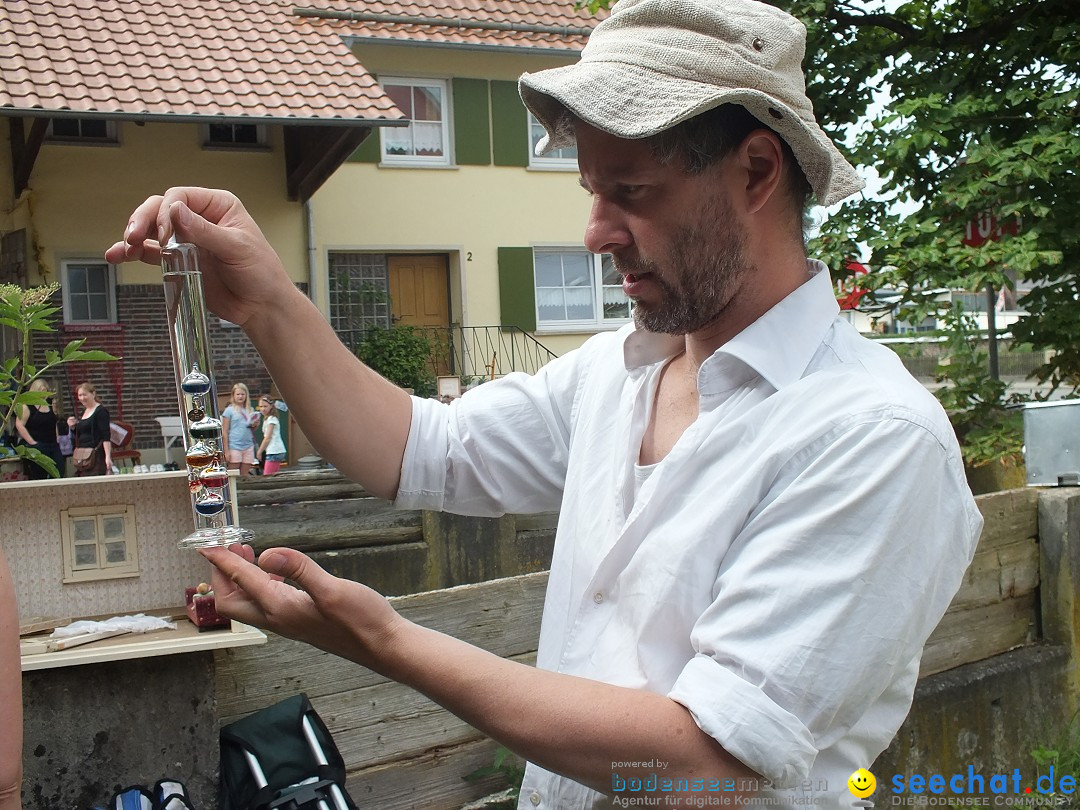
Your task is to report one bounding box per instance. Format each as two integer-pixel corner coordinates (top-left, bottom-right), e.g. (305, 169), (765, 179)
(104, 187), (297, 328)
(200, 544), (407, 672)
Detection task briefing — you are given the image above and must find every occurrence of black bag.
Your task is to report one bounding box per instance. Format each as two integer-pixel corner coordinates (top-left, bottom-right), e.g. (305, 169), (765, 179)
(219, 693), (357, 810)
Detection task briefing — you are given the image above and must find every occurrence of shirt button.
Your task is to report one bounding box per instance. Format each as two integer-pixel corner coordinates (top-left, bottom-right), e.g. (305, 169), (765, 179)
(593, 591), (604, 604)
(530, 791), (542, 806)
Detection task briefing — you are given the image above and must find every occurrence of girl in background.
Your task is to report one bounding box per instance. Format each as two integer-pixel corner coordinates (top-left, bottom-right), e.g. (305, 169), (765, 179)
(15, 378), (68, 479)
(222, 382), (259, 476)
(256, 395), (287, 475)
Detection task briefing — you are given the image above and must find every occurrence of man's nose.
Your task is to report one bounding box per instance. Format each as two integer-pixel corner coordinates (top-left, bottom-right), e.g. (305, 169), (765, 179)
(583, 196), (632, 256)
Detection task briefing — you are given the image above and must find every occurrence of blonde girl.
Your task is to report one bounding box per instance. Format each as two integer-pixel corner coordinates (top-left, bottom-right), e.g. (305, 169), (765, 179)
(222, 382), (259, 476)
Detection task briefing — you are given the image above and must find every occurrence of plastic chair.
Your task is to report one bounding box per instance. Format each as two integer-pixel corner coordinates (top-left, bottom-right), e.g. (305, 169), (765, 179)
(109, 420), (142, 471)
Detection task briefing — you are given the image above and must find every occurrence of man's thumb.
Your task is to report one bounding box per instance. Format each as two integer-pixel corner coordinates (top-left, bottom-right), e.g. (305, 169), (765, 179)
(259, 548), (329, 589)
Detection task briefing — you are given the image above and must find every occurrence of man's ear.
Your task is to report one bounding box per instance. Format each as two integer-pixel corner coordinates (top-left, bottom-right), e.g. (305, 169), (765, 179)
(737, 130), (785, 215)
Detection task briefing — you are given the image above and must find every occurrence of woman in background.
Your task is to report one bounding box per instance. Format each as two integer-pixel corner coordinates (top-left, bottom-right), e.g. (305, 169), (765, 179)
(256, 396), (287, 476)
(67, 382), (111, 476)
(222, 382), (259, 476)
(15, 378), (67, 479)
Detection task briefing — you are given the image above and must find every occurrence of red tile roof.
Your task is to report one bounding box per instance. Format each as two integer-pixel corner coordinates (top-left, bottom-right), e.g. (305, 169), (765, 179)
(296, 0), (603, 53)
(0, 0), (404, 124)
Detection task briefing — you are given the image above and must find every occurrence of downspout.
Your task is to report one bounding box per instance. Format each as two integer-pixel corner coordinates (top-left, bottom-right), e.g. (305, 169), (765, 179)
(304, 200), (319, 314)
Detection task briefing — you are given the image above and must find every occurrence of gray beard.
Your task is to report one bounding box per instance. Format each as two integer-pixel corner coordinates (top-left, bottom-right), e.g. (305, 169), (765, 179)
(620, 200), (752, 335)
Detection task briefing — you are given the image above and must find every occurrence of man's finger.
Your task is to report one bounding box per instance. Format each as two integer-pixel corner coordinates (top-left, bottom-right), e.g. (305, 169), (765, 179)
(200, 544), (277, 602)
(257, 547), (338, 596)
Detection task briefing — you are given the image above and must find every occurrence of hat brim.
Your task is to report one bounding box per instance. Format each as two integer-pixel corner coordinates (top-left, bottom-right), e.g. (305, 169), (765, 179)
(520, 61), (864, 207)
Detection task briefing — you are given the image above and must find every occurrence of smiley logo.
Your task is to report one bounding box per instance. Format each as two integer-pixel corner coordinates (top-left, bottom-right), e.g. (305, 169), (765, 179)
(848, 769), (877, 798)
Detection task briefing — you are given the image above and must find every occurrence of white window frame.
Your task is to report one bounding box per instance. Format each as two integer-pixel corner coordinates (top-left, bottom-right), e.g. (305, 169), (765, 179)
(61, 259), (117, 325)
(61, 504), (140, 583)
(527, 112), (578, 170)
(46, 118), (118, 144)
(379, 77), (451, 167)
(201, 122), (267, 149)
(534, 248), (632, 332)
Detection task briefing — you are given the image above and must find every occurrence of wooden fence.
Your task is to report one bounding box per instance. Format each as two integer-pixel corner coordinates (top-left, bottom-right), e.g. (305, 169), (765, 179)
(215, 485), (1065, 810)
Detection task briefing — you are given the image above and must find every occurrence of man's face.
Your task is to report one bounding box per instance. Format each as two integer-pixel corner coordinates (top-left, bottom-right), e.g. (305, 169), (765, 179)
(576, 123), (753, 336)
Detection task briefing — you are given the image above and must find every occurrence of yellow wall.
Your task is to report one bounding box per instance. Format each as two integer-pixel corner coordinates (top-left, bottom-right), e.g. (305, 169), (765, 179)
(309, 42), (601, 356)
(12, 121), (306, 288)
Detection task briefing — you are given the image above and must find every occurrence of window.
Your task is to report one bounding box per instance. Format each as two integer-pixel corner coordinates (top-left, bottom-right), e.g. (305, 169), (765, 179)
(203, 122), (265, 148)
(46, 118), (116, 143)
(380, 78), (450, 165)
(535, 250), (632, 329)
(528, 112), (578, 169)
(61, 504), (140, 583)
(62, 260), (116, 324)
(328, 252), (391, 346)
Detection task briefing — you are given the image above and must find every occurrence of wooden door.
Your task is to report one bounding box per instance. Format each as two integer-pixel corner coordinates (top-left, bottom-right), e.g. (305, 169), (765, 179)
(388, 254), (451, 375)
(388, 254), (450, 329)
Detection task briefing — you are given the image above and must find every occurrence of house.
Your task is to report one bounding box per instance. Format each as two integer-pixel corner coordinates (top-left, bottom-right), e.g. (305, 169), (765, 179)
(1, 0), (615, 462)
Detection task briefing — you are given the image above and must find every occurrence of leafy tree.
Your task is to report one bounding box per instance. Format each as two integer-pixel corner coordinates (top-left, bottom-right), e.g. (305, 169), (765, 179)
(788, 0), (1079, 394)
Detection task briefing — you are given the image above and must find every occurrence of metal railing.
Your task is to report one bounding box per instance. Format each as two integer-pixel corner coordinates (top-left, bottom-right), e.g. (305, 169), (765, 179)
(337, 325), (559, 380)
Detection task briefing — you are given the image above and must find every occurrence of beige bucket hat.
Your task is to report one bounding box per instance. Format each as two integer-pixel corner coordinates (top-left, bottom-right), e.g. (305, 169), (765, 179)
(519, 0), (864, 206)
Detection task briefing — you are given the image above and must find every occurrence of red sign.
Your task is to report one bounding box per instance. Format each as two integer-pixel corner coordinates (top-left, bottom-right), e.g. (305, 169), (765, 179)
(836, 260), (869, 310)
(963, 212), (1020, 248)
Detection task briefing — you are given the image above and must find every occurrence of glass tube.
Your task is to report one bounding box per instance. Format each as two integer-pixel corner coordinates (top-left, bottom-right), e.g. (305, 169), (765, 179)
(162, 238), (254, 549)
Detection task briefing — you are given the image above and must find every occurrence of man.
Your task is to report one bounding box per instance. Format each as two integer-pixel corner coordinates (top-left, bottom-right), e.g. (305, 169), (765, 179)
(107, 0), (982, 807)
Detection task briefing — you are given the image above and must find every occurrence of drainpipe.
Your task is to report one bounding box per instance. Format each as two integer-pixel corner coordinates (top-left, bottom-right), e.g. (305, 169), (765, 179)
(304, 200), (318, 313)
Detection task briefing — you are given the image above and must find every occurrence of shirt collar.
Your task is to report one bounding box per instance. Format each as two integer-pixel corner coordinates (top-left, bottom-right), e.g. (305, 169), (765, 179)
(621, 259), (840, 391)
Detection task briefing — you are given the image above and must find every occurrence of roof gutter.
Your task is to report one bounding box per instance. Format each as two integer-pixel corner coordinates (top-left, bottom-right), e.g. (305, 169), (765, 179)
(0, 110), (407, 127)
(292, 7), (596, 38)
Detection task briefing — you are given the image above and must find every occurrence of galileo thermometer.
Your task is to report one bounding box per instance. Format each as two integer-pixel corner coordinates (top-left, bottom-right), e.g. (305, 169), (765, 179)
(162, 237), (254, 549)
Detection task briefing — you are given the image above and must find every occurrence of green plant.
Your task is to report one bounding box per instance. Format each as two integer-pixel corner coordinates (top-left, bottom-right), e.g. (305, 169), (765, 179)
(0, 283), (116, 477)
(462, 746), (526, 801)
(1029, 709), (1080, 807)
(354, 325), (437, 398)
(932, 303), (1025, 470)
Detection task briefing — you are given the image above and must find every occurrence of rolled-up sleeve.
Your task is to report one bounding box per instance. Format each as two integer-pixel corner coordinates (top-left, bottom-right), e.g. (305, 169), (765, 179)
(394, 339), (599, 517)
(667, 413), (982, 785)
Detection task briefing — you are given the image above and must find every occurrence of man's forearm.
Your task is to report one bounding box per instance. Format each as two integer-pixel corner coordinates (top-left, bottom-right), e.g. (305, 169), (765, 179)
(242, 288), (412, 500)
(385, 621), (758, 803)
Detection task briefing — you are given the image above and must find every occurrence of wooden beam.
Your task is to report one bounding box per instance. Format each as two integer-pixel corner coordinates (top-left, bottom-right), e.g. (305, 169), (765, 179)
(10, 117), (49, 197)
(282, 125), (373, 202)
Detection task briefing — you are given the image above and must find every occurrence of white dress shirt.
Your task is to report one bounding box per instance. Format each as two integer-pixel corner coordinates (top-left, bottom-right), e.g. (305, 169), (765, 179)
(396, 261), (983, 810)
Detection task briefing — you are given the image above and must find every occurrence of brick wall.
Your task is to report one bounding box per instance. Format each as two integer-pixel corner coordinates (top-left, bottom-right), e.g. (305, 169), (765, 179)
(33, 285), (306, 452)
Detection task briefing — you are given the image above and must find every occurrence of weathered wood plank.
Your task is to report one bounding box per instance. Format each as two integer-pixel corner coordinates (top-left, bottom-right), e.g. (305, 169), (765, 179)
(921, 592), (1037, 676)
(346, 736), (511, 810)
(237, 481), (371, 506)
(946, 537), (1039, 612)
(240, 499), (423, 550)
(513, 512), (559, 532)
(973, 488), (1039, 551)
(308, 652), (537, 770)
(215, 572), (549, 719)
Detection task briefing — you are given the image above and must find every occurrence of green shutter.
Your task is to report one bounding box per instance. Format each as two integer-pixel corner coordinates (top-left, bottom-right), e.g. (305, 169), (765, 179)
(452, 78), (491, 166)
(498, 247), (536, 332)
(491, 80), (529, 167)
(347, 128), (381, 163)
